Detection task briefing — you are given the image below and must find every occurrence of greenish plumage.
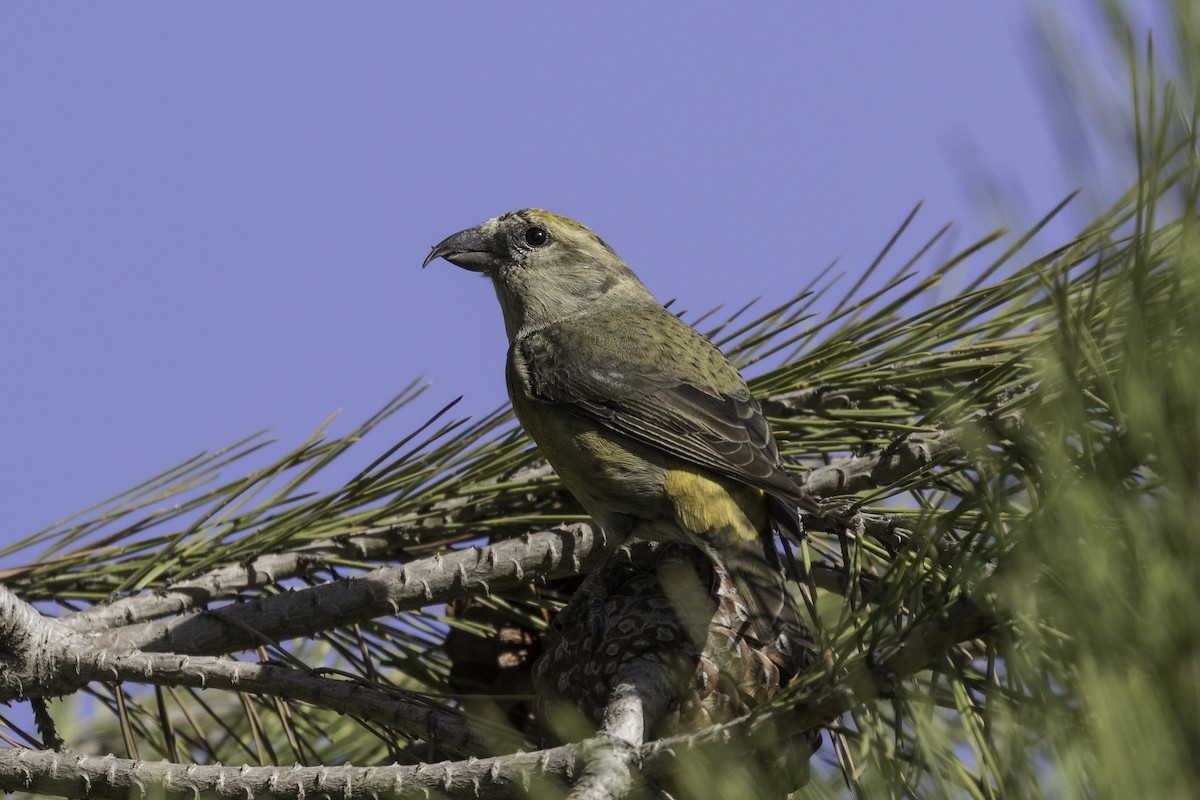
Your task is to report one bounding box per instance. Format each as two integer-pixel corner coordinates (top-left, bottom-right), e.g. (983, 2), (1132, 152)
(424, 209), (815, 643)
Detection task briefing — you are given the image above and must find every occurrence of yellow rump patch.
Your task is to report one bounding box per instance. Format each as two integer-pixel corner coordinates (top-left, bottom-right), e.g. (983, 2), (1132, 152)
(662, 468), (767, 543)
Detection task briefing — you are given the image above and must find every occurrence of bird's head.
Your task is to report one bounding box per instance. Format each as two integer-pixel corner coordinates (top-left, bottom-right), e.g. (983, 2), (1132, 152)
(423, 209), (655, 339)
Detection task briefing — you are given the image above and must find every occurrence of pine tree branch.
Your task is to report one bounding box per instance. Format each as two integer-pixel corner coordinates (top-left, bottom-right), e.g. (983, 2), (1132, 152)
(800, 406), (1026, 499)
(81, 524), (854, 659)
(60, 464), (560, 634)
(0, 585), (77, 699)
(566, 660), (676, 800)
(88, 523), (610, 655)
(0, 595), (989, 799)
(0, 744), (581, 800)
(0, 586), (510, 757)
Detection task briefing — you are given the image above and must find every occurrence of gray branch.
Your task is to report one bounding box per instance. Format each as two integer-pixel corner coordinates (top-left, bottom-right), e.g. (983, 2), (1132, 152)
(567, 660), (677, 800)
(0, 585), (505, 757)
(62, 464), (559, 634)
(86, 523), (609, 655)
(0, 597), (989, 800)
(81, 525), (853, 659)
(801, 403), (1026, 499)
(0, 745), (582, 800)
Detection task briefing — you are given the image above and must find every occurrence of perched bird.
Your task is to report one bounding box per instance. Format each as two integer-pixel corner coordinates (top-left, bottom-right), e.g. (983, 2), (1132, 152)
(424, 209), (817, 642)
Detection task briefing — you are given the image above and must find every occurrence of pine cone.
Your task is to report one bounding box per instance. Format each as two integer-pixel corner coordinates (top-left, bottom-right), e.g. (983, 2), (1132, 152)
(534, 542), (815, 733)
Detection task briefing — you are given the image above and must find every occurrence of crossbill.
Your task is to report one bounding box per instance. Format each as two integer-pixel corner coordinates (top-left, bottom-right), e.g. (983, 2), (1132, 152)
(424, 209), (816, 643)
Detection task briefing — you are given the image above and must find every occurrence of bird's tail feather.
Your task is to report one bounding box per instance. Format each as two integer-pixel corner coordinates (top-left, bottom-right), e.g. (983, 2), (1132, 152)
(768, 494), (808, 547)
(721, 538), (807, 648)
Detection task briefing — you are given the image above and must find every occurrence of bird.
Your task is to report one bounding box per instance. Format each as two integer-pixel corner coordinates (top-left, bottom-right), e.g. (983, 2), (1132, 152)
(423, 209), (818, 643)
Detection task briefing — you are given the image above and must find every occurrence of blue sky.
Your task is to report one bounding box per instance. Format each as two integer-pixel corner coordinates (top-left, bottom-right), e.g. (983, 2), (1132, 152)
(1, 3), (1124, 545)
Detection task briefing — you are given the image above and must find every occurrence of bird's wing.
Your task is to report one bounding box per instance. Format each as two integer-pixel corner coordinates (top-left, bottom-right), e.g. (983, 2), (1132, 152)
(515, 307), (812, 510)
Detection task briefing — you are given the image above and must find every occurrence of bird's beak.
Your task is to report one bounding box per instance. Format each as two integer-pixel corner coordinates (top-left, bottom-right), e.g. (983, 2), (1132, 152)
(422, 224), (503, 273)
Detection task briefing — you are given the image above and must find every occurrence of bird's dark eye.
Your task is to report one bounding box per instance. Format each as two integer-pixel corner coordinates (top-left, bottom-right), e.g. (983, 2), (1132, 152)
(524, 226), (549, 247)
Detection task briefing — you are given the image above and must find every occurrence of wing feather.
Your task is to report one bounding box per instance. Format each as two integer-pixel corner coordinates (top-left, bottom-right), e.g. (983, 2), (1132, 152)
(516, 307), (814, 515)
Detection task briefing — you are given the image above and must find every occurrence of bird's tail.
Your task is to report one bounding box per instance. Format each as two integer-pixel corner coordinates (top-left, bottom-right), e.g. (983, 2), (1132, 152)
(768, 492), (814, 547)
(721, 537), (808, 652)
